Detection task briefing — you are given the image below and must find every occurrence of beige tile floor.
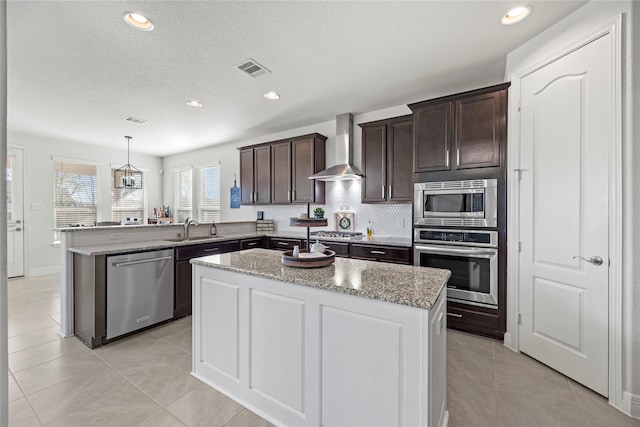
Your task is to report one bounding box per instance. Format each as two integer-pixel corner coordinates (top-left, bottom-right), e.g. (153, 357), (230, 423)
(6, 274), (640, 426)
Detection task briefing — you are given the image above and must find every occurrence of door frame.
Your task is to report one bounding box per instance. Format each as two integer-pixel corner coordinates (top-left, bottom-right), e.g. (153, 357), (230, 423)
(7, 145), (26, 277)
(506, 15), (622, 408)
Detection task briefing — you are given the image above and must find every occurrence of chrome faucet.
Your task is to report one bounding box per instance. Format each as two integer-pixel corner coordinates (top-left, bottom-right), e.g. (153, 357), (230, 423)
(183, 217), (199, 239)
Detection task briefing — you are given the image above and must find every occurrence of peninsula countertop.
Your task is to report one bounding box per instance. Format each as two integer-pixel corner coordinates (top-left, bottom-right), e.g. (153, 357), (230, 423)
(66, 232), (412, 256)
(191, 248), (450, 310)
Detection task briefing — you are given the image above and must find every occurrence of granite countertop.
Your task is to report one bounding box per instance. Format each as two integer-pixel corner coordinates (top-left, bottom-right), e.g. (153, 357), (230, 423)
(191, 248), (450, 310)
(68, 232), (412, 256)
(68, 233), (262, 256)
(266, 232), (413, 248)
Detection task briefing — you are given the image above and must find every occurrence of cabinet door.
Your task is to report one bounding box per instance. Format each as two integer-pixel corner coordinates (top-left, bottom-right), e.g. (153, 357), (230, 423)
(254, 145), (271, 204)
(361, 123), (387, 203)
(413, 102), (453, 172)
(239, 148), (254, 204)
(292, 138), (315, 203)
(387, 118), (413, 202)
(271, 141), (291, 203)
(174, 260), (192, 318)
(454, 91), (503, 169)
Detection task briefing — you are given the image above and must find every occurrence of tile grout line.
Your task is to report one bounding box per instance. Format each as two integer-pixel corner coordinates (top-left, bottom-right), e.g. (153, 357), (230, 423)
(567, 377), (593, 427)
(492, 339), (500, 425)
(89, 344), (194, 426)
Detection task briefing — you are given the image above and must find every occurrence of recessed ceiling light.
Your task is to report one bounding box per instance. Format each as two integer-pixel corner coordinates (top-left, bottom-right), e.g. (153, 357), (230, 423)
(123, 12), (154, 31)
(501, 5), (532, 25)
(186, 100), (203, 108)
(264, 91), (280, 100)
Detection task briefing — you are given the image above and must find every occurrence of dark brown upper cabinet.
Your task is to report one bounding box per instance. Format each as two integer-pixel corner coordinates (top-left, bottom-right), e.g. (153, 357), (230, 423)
(291, 135), (326, 204)
(271, 141), (291, 203)
(240, 133), (326, 205)
(360, 115), (413, 203)
(409, 83), (509, 175)
(240, 145), (271, 205)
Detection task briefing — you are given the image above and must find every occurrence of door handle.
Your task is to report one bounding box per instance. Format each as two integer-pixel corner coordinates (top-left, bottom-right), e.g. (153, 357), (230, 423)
(15, 220), (21, 224)
(15, 227), (22, 232)
(573, 255), (604, 266)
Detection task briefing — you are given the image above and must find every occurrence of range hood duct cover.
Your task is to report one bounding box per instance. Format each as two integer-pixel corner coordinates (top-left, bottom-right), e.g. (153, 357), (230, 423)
(309, 113), (363, 181)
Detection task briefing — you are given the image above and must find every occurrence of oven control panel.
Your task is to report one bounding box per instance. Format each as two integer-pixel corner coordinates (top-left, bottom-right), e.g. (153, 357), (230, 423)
(414, 228), (498, 247)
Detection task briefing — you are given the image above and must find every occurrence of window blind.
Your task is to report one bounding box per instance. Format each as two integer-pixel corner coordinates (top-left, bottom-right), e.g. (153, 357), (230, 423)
(195, 164), (221, 223)
(111, 168), (145, 222)
(175, 168), (192, 222)
(53, 160), (98, 240)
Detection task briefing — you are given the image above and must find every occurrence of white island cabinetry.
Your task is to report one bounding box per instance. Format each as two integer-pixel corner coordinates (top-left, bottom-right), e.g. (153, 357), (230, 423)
(191, 249), (449, 427)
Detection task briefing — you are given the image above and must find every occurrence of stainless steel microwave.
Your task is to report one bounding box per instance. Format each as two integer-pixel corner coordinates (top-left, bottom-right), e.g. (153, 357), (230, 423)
(413, 179), (498, 228)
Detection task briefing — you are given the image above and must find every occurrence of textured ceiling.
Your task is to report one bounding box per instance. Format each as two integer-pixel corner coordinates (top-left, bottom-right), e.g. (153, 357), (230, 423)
(7, 1), (586, 156)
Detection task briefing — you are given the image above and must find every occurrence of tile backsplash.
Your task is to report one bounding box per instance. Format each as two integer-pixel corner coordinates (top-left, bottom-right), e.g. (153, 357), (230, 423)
(262, 180), (412, 238)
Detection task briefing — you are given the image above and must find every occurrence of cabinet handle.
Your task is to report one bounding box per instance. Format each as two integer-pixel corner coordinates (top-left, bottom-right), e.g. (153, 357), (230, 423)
(382, 185), (385, 199)
(247, 242), (258, 246)
(112, 256), (173, 267)
(370, 250), (386, 255)
(204, 247), (220, 252)
(288, 190), (291, 202)
(253, 192), (257, 203)
(456, 148), (460, 166)
(447, 313), (463, 318)
(389, 185), (392, 199)
(445, 149), (450, 167)
(277, 241), (289, 246)
(292, 190), (296, 201)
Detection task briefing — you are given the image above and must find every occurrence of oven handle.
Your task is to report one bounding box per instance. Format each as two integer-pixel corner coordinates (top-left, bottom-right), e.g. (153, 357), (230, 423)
(414, 244), (497, 257)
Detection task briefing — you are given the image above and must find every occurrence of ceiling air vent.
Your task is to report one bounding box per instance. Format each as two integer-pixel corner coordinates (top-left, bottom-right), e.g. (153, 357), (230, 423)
(122, 116), (149, 125)
(235, 58), (271, 78)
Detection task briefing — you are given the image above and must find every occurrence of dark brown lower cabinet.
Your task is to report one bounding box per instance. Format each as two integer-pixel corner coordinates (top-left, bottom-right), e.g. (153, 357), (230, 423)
(267, 237), (305, 251)
(446, 301), (502, 339)
(174, 240), (240, 319)
(316, 240), (349, 257)
(350, 244), (411, 264)
(240, 237), (266, 249)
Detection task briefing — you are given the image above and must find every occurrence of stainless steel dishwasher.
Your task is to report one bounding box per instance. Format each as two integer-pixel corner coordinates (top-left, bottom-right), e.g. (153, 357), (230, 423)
(106, 249), (174, 340)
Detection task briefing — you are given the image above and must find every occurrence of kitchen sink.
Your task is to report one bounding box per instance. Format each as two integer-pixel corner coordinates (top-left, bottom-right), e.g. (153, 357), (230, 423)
(164, 236), (224, 242)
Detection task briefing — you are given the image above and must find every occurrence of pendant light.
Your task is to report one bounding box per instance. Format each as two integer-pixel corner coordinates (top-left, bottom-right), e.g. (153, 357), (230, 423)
(114, 136), (143, 189)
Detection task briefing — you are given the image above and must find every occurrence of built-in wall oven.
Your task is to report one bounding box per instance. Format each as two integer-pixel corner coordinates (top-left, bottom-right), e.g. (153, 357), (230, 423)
(414, 179), (497, 228)
(414, 228), (498, 308)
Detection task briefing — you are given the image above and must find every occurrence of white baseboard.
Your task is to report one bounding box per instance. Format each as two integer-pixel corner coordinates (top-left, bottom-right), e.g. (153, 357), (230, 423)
(29, 265), (60, 277)
(621, 391), (640, 420)
(503, 332), (517, 352)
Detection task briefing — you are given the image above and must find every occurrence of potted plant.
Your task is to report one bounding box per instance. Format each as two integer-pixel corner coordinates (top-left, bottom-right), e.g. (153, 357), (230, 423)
(313, 207), (325, 219)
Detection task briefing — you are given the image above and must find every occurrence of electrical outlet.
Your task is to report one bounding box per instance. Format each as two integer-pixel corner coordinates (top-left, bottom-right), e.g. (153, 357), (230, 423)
(397, 218), (405, 228)
(110, 233), (124, 240)
(31, 202), (45, 211)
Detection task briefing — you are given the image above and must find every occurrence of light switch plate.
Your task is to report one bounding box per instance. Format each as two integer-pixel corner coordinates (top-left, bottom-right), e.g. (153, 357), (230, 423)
(31, 202), (45, 211)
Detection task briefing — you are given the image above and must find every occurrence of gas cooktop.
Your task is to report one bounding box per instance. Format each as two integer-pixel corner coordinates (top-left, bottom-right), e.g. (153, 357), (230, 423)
(310, 231), (364, 240)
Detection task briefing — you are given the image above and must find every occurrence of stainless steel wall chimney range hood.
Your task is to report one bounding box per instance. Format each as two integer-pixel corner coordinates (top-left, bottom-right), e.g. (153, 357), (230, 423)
(309, 113), (363, 181)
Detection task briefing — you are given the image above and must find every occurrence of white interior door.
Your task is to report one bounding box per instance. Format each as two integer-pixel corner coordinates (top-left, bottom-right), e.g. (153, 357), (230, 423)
(518, 33), (611, 396)
(7, 147), (24, 278)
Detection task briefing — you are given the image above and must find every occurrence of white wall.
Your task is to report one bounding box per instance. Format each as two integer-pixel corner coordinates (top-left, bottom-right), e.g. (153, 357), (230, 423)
(162, 105), (414, 238)
(8, 130), (163, 276)
(504, 0), (639, 415)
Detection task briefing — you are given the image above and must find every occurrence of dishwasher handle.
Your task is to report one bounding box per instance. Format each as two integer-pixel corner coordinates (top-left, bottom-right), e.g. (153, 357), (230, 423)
(112, 256), (173, 268)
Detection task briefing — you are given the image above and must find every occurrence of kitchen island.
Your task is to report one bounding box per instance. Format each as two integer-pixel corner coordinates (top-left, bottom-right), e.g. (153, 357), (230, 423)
(191, 248), (450, 427)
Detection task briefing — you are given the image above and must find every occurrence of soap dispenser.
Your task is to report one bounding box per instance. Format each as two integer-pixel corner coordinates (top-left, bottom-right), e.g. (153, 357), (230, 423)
(366, 220), (373, 240)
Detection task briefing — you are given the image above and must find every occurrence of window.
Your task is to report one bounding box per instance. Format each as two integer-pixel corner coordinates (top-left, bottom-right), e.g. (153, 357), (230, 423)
(174, 163), (221, 224)
(195, 163), (221, 223)
(111, 168), (145, 222)
(6, 155), (13, 222)
(53, 160), (98, 240)
(175, 168), (192, 222)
